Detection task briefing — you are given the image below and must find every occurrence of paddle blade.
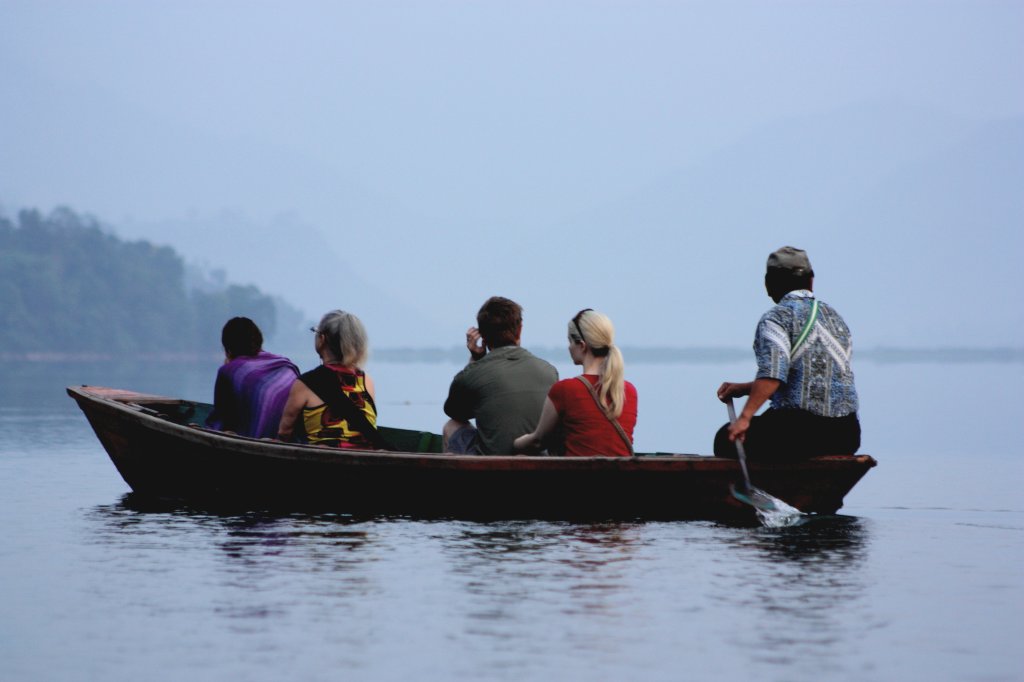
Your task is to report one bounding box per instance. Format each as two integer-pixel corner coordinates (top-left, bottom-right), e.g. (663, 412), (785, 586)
(730, 483), (779, 512)
(730, 483), (805, 527)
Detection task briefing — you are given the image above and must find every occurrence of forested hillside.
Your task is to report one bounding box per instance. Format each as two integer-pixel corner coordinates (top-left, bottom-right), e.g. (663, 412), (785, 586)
(0, 207), (294, 357)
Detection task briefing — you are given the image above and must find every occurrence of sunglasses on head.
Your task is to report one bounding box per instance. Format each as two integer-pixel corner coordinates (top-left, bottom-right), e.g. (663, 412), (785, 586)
(572, 308), (593, 343)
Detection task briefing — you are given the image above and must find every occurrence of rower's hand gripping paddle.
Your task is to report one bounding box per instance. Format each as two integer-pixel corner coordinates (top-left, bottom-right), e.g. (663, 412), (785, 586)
(726, 399), (781, 513)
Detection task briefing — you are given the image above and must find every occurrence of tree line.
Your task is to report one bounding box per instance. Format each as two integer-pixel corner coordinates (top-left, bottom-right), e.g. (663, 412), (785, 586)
(0, 206), (294, 357)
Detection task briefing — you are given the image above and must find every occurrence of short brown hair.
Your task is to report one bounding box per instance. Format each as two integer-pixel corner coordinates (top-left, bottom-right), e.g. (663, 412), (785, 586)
(477, 296), (522, 348)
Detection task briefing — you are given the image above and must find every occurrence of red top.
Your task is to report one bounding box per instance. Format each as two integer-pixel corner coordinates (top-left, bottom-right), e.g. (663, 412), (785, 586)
(547, 375), (638, 457)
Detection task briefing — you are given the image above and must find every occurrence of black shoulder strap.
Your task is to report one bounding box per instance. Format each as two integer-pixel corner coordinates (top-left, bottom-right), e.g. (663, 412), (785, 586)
(575, 375), (634, 456)
(302, 366), (397, 451)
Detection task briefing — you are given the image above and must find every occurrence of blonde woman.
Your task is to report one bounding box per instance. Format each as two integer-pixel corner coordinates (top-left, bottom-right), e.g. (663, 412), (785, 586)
(513, 309), (637, 456)
(278, 310), (389, 449)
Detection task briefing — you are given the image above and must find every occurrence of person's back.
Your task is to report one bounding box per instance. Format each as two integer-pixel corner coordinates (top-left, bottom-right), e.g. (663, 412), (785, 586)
(547, 375), (638, 456)
(715, 247), (860, 459)
(276, 309), (388, 449)
(443, 297), (558, 455)
(756, 291), (858, 418)
(515, 309), (638, 457)
(206, 317), (299, 439)
(297, 363), (378, 449)
(445, 345), (558, 454)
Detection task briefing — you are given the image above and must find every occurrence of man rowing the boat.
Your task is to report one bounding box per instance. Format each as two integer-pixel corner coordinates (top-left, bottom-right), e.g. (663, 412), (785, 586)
(715, 246), (861, 459)
(443, 296), (558, 454)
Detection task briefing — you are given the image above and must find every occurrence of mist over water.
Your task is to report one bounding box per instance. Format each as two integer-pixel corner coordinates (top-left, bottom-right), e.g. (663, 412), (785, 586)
(2, 2), (1022, 350)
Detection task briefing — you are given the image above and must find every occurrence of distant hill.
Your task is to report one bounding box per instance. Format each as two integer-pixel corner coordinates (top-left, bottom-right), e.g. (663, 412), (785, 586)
(113, 210), (445, 348)
(0, 206), (308, 359)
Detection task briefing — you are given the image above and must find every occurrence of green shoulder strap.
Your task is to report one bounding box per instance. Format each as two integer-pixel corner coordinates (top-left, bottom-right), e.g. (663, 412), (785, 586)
(791, 299), (820, 357)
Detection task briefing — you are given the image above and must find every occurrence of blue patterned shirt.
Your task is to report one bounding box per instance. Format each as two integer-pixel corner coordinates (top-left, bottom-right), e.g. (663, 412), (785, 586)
(753, 290), (859, 417)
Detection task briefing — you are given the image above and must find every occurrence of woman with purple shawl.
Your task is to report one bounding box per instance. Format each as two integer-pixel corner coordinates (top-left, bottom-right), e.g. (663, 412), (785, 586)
(205, 317), (300, 439)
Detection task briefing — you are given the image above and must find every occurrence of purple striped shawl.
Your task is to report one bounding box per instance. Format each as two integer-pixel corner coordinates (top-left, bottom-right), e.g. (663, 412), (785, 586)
(206, 351), (300, 438)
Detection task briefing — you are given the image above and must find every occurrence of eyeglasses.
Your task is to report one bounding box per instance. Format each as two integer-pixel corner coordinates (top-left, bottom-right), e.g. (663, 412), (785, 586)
(572, 308), (592, 343)
(309, 327), (320, 334)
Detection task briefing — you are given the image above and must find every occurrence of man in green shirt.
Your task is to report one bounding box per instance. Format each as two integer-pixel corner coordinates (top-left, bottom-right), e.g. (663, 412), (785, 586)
(443, 296), (559, 455)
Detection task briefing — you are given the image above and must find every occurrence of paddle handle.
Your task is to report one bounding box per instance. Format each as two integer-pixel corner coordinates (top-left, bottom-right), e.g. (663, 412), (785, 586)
(726, 399), (753, 489)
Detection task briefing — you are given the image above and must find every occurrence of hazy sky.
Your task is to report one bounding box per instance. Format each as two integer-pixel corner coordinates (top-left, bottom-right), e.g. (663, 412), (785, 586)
(2, 0), (1022, 349)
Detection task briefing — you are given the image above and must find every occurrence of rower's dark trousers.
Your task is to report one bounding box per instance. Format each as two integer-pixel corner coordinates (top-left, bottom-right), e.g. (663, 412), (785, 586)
(714, 409), (861, 460)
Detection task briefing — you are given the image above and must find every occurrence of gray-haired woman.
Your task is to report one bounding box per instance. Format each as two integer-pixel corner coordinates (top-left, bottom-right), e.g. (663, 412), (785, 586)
(277, 310), (382, 448)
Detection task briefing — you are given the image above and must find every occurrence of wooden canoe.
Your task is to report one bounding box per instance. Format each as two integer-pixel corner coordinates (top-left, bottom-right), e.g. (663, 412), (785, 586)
(67, 385), (877, 520)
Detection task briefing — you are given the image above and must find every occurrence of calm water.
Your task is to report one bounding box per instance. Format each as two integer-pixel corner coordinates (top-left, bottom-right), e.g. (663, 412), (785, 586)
(1, 358), (1022, 682)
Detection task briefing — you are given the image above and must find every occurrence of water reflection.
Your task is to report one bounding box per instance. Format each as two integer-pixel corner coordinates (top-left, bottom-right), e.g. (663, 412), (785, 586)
(711, 516), (875, 667)
(82, 495), (877, 676)
(436, 521), (645, 651)
(445, 521), (642, 577)
(86, 494), (380, 618)
(89, 494), (375, 563)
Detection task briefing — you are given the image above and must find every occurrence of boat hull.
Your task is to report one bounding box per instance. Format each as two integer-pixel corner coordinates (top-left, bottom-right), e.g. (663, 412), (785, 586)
(68, 386), (877, 519)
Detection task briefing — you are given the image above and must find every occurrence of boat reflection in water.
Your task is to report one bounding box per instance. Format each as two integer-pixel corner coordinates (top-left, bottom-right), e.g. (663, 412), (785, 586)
(712, 516), (873, 667)
(83, 492), (873, 679)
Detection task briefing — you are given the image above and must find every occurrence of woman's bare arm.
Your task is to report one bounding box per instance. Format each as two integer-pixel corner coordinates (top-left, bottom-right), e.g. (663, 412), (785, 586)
(513, 398), (559, 453)
(277, 379), (310, 441)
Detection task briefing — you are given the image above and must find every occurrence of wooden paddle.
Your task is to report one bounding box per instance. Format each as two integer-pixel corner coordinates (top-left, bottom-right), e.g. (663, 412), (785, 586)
(726, 399), (780, 512)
